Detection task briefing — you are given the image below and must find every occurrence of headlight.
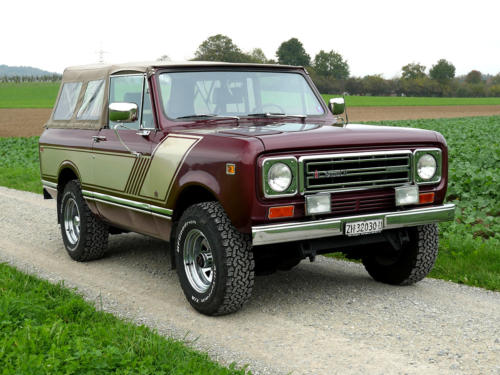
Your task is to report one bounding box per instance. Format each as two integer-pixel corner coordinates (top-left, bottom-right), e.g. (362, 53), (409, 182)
(417, 154), (437, 180)
(268, 163), (292, 192)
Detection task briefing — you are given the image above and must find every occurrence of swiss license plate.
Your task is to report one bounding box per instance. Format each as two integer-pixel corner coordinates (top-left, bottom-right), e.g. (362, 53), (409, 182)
(345, 219), (383, 236)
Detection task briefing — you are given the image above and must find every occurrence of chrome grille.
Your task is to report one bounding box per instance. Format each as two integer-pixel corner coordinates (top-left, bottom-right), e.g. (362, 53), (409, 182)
(301, 151), (412, 193)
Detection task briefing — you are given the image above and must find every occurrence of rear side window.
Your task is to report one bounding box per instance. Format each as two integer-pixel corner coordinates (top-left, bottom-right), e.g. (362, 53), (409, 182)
(53, 82), (82, 120)
(77, 80), (105, 120)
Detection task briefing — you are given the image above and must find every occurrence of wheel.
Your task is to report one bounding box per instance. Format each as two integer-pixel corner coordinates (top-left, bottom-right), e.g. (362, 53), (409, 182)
(362, 224), (438, 285)
(175, 202), (254, 315)
(59, 180), (109, 261)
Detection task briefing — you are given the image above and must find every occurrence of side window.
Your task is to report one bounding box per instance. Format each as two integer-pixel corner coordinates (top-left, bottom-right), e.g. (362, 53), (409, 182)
(109, 75), (144, 130)
(77, 80), (105, 120)
(53, 82), (82, 120)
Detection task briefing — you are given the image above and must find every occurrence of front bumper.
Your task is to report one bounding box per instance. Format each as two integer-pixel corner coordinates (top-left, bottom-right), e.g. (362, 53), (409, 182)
(252, 203), (455, 246)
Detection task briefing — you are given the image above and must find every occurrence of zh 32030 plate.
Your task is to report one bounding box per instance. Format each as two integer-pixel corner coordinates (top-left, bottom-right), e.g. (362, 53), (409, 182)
(345, 219), (383, 236)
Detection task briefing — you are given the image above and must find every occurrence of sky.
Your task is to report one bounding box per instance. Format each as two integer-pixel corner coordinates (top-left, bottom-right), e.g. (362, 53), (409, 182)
(2, 0), (499, 78)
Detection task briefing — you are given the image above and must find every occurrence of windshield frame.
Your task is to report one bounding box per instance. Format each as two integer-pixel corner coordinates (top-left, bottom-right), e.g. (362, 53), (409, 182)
(154, 67), (329, 123)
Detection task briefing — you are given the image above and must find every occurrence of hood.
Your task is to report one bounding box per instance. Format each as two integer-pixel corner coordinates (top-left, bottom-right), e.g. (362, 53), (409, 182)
(177, 121), (440, 151)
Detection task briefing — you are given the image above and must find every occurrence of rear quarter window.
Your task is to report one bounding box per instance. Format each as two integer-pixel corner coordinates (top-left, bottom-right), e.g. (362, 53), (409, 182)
(53, 82), (82, 120)
(77, 80), (105, 120)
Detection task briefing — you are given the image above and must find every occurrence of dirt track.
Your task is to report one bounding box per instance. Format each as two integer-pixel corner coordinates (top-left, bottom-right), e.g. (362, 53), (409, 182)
(1, 105), (500, 137)
(1, 186), (499, 375)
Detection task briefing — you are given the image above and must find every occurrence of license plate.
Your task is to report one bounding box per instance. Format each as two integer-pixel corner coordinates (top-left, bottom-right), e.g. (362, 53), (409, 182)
(345, 219), (383, 236)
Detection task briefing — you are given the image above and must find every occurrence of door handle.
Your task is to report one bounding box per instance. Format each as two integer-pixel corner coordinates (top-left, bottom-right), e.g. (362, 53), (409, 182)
(92, 135), (107, 142)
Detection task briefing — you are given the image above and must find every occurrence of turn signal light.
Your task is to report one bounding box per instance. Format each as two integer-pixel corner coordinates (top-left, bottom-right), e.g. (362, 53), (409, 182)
(268, 205), (294, 219)
(419, 192), (435, 204)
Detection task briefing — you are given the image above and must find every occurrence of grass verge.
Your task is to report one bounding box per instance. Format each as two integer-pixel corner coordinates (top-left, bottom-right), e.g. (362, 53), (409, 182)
(0, 262), (250, 374)
(322, 94), (500, 107)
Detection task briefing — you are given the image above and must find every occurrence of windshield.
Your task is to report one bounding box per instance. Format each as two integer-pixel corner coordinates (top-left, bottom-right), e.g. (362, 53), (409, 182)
(158, 71), (325, 119)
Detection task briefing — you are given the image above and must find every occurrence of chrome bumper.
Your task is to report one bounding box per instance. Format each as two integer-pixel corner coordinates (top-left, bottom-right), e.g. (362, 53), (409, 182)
(252, 204), (455, 246)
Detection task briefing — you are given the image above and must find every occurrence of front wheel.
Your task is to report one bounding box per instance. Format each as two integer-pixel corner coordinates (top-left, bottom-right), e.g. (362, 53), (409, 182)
(175, 202), (255, 315)
(362, 224), (439, 285)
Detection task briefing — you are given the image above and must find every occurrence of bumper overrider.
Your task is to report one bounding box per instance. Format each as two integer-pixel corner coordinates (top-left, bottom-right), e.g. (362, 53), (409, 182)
(252, 203), (455, 246)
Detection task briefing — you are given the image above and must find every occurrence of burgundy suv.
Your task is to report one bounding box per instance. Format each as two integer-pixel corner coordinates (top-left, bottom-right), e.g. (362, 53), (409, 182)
(39, 62), (455, 315)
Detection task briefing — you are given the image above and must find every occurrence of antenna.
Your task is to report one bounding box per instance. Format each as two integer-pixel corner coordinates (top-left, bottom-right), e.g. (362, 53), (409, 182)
(96, 43), (108, 63)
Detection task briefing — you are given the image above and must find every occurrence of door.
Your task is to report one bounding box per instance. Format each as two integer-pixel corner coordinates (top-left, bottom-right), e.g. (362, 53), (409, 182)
(91, 73), (158, 236)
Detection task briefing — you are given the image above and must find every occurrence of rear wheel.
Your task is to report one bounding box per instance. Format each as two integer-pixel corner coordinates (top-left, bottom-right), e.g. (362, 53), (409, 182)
(362, 224), (439, 285)
(175, 202), (254, 315)
(59, 180), (108, 261)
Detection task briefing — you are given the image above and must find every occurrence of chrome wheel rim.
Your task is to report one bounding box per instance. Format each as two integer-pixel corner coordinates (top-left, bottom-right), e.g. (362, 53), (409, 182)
(183, 229), (214, 293)
(63, 197), (80, 247)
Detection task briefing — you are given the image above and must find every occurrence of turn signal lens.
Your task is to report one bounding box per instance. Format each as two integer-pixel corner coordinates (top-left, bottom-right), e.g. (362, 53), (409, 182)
(419, 192), (435, 204)
(268, 205), (294, 219)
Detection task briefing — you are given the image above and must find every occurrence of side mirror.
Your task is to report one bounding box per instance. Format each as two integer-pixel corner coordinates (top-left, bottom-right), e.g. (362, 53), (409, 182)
(109, 102), (138, 122)
(328, 97), (345, 115)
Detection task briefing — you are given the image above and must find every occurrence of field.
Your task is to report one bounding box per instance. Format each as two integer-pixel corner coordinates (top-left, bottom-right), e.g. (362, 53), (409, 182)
(1, 115), (498, 291)
(2, 82), (500, 109)
(323, 94), (500, 107)
(0, 82), (59, 108)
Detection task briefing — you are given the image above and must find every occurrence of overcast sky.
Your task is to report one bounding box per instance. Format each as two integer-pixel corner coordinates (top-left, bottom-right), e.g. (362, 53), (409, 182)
(2, 0), (499, 78)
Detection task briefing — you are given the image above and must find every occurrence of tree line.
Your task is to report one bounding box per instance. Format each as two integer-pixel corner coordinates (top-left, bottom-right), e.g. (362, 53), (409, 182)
(182, 34), (500, 97)
(0, 74), (62, 83)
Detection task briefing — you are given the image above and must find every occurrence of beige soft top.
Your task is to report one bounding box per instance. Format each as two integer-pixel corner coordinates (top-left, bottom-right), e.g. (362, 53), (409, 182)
(46, 61), (301, 130)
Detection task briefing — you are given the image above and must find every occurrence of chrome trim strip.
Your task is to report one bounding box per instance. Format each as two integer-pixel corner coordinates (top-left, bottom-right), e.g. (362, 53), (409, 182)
(82, 190), (173, 217)
(41, 180), (58, 189)
(413, 148), (442, 185)
(252, 203), (455, 246)
(261, 156), (298, 198)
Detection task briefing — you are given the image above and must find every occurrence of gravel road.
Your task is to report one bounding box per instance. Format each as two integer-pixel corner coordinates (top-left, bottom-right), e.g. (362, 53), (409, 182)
(0, 186), (499, 374)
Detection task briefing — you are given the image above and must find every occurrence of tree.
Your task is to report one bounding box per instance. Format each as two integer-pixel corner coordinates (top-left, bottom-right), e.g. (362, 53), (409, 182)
(401, 62), (426, 80)
(193, 34), (246, 63)
(276, 38), (310, 66)
(361, 75), (391, 96)
(313, 50), (349, 79)
(429, 59), (456, 83)
(491, 73), (500, 85)
(248, 48), (268, 64)
(157, 55), (170, 62)
(465, 70), (482, 84)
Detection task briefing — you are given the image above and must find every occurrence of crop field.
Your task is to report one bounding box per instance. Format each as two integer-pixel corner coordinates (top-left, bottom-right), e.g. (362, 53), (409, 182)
(0, 115), (498, 291)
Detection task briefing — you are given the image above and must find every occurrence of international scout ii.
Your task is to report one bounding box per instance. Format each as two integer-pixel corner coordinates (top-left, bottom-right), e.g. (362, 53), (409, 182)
(39, 62), (455, 315)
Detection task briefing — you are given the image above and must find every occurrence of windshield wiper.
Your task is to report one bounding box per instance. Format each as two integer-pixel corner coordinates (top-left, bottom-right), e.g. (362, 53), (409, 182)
(246, 113), (307, 120)
(176, 114), (240, 120)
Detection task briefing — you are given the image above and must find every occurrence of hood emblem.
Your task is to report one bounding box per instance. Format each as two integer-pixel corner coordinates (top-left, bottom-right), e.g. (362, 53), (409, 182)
(314, 169), (348, 178)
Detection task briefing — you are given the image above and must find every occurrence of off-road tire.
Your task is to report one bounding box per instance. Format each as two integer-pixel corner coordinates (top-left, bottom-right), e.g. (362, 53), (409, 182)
(362, 224), (438, 285)
(175, 202), (255, 315)
(59, 180), (108, 261)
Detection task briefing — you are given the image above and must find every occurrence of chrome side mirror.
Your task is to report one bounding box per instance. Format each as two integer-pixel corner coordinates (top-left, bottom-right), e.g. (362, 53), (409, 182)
(109, 102), (138, 122)
(328, 97), (345, 115)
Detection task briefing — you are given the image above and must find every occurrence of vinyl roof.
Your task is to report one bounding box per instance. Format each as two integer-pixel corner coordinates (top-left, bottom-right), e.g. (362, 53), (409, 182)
(62, 61), (302, 81)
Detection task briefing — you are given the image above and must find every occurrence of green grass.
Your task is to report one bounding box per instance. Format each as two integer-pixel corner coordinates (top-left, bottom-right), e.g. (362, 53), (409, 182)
(0, 137), (41, 193)
(322, 94), (500, 107)
(0, 262), (250, 374)
(0, 82), (59, 108)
